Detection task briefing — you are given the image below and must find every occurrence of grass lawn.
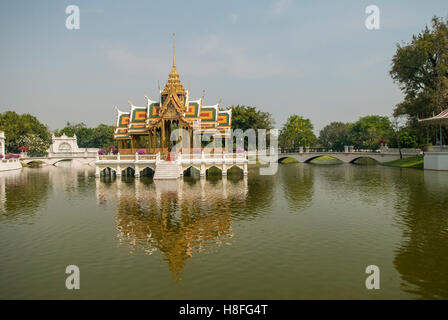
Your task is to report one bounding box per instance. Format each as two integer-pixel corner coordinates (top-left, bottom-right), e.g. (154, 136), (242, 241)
(279, 157), (298, 163)
(381, 155), (424, 168)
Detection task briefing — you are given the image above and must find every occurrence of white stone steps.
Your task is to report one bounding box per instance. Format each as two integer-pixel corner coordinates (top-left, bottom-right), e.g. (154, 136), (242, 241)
(153, 161), (180, 180)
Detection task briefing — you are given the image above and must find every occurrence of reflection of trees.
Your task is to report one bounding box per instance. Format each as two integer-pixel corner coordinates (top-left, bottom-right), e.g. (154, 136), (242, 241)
(111, 178), (247, 282)
(280, 163), (314, 210)
(235, 168), (275, 220)
(393, 171), (448, 299)
(312, 164), (399, 206)
(0, 169), (51, 221)
(0, 165), (94, 221)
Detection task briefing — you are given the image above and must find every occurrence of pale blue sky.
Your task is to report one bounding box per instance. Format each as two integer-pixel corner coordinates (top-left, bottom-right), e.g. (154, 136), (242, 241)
(0, 0), (447, 133)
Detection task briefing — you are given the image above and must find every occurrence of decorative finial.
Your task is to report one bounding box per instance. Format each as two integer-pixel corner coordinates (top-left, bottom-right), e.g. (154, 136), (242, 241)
(172, 33), (175, 68)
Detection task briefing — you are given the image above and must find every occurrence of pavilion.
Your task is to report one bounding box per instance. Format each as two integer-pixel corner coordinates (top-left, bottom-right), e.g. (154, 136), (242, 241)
(113, 37), (232, 155)
(419, 108), (448, 170)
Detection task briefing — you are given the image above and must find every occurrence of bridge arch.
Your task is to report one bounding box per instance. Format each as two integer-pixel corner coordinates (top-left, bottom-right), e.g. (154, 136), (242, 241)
(121, 166), (135, 176)
(206, 165), (222, 175)
(139, 166), (155, 177)
(303, 155), (343, 163)
(183, 165), (201, 176)
(348, 156), (379, 164)
(51, 158), (74, 166)
(100, 166), (117, 176)
(227, 164), (244, 174)
(278, 156), (299, 163)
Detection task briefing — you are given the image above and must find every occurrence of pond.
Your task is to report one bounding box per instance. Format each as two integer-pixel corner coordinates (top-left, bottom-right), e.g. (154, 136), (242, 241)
(0, 162), (447, 299)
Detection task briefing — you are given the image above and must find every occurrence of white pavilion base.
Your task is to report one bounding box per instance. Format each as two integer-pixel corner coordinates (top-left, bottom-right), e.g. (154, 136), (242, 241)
(0, 159), (22, 172)
(424, 152), (448, 171)
(95, 152), (248, 178)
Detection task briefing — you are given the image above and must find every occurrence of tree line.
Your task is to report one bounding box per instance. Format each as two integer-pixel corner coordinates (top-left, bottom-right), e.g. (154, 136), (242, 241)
(0, 111), (116, 156)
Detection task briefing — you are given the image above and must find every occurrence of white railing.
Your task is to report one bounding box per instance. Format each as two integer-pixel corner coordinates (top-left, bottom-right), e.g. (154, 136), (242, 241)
(427, 145), (448, 152)
(96, 152), (248, 164)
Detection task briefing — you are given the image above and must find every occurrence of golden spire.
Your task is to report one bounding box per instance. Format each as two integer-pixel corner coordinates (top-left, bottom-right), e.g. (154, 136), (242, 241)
(162, 33), (185, 95)
(172, 33), (175, 69)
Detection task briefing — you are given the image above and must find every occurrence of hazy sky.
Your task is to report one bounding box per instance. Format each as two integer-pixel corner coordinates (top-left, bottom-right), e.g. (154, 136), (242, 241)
(1, 0), (447, 133)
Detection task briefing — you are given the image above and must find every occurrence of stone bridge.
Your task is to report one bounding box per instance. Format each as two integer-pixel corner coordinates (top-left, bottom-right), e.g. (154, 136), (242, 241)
(277, 151), (419, 163)
(21, 152), (97, 166)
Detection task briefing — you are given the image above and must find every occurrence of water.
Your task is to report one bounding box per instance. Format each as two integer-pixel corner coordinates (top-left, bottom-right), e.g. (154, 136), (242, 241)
(0, 161), (447, 299)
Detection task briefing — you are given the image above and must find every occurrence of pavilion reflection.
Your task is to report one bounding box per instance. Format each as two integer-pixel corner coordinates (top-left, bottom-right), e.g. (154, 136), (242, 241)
(97, 176), (248, 281)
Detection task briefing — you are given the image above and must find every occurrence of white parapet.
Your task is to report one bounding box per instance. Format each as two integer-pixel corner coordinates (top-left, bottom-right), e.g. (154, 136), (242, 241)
(0, 159), (22, 172)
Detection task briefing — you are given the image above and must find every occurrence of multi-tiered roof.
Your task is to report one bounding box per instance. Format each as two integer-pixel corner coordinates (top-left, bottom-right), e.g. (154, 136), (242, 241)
(113, 41), (231, 141)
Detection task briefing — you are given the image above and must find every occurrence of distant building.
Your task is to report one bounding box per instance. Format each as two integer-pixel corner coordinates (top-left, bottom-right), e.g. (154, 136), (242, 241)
(48, 134), (98, 155)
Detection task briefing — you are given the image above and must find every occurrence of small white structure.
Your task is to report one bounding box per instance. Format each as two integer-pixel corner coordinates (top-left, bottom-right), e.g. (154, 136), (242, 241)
(0, 131), (22, 172)
(0, 131), (5, 158)
(48, 134), (98, 156)
(48, 134), (81, 154)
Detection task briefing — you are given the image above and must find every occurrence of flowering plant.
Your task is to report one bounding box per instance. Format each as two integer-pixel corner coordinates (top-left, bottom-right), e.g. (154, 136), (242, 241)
(98, 148), (107, 155)
(236, 147), (245, 153)
(0, 154), (3, 159)
(18, 146), (29, 152)
(5, 153), (20, 160)
(111, 147), (118, 155)
(137, 149), (146, 155)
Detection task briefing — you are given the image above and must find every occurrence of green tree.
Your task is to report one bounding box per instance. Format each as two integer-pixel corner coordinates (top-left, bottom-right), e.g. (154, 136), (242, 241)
(17, 134), (48, 156)
(230, 105), (274, 131)
(398, 131), (420, 148)
(318, 122), (352, 151)
(390, 16), (448, 143)
(91, 124), (116, 149)
(229, 105), (275, 149)
(0, 111), (50, 153)
(349, 115), (394, 149)
(279, 115), (316, 151)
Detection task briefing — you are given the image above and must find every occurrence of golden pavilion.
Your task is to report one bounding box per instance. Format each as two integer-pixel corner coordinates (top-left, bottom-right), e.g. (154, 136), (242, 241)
(113, 38), (232, 155)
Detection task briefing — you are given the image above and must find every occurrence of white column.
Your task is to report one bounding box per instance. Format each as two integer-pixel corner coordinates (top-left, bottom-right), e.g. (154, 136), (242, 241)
(200, 163), (206, 176)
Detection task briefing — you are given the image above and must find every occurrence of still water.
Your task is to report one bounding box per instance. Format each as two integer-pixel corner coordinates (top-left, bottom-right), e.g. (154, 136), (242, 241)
(0, 162), (447, 299)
